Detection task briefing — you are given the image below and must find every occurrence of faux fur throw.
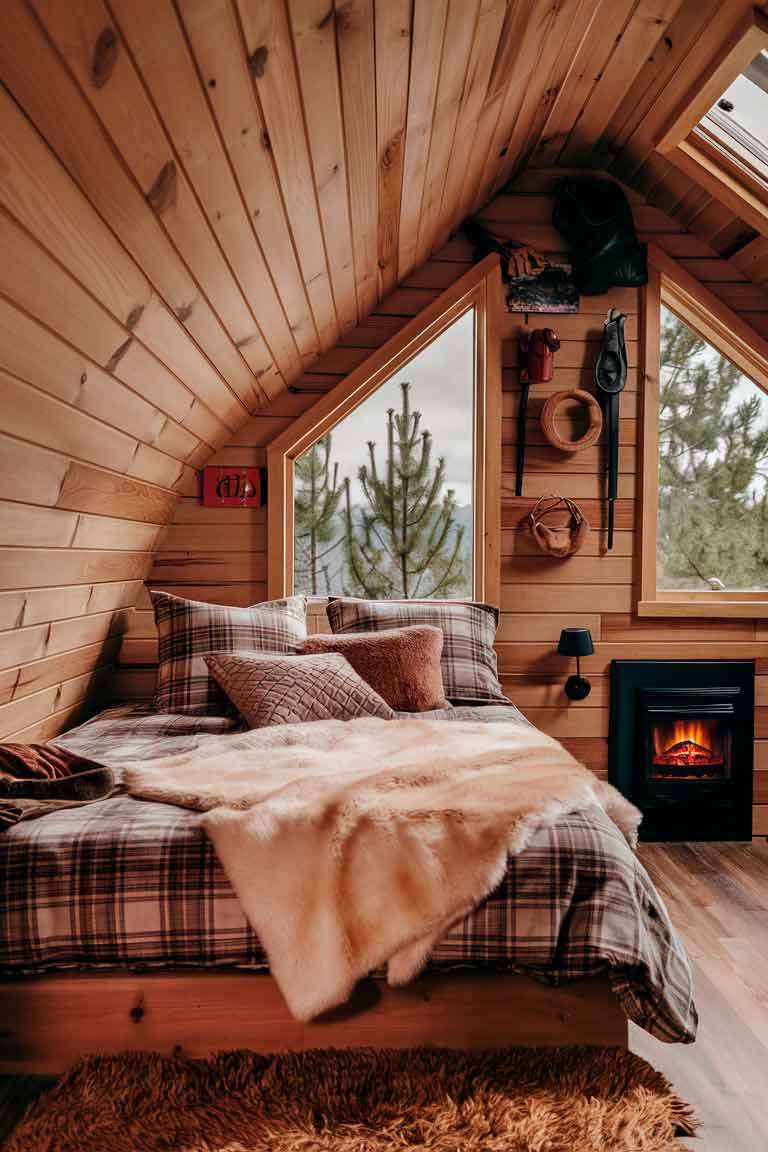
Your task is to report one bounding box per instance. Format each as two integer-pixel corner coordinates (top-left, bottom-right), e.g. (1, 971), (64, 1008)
(125, 718), (640, 1021)
(0, 743), (114, 830)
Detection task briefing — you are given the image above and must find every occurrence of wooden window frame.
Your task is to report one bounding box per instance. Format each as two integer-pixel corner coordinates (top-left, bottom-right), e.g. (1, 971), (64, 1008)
(266, 254), (502, 605)
(655, 8), (768, 237)
(638, 243), (768, 618)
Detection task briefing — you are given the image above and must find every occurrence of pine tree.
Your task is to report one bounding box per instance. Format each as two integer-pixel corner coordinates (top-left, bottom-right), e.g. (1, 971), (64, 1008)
(293, 434), (343, 595)
(342, 381), (469, 599)
(658, 307), (768, 591)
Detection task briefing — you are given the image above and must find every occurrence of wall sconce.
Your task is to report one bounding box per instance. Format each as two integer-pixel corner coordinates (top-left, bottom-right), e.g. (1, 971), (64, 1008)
(557, 628), (594, 700)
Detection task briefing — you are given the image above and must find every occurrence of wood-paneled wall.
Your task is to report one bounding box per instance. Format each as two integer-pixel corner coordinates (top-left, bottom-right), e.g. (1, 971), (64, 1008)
(0, 317), (197, 740)
(2, 0), (766, 825)
(0, 0), (700, 744)
(116, 185), (768, 834)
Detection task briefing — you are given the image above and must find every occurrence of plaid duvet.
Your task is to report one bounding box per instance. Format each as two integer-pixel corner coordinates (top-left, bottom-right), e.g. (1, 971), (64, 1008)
(0, 705), (697, 1044)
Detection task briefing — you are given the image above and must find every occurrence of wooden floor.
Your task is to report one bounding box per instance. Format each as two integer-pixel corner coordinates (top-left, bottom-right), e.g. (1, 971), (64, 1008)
(633, 841), (768, 1152)
(1, 841), (766, 1149)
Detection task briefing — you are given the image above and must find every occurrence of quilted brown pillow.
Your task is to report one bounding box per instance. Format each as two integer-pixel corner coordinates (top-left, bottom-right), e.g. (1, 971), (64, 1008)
(302, 626), (450, 712)
(204, 652), (395, 729)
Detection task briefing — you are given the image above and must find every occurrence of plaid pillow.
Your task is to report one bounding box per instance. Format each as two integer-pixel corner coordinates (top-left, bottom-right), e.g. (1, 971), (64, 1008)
(325, 598), (507, 705)
(151, 591), (307, 714)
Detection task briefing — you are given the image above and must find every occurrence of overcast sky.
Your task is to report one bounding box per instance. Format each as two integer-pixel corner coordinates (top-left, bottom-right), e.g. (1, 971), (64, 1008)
(713, 49), (767, 144)
(313, 307), (476, 506)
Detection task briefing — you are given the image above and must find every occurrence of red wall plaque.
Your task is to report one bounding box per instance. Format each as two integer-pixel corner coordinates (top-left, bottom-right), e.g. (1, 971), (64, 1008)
(201, 466), (266, 507)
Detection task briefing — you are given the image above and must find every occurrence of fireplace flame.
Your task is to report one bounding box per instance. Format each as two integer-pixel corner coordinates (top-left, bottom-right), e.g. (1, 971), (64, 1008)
(654, 718), (708, 756)
(651, 717), (724, 776)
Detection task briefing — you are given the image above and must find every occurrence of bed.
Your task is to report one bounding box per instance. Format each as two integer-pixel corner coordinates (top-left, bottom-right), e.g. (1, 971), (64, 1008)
(0, 703), (696, 1072)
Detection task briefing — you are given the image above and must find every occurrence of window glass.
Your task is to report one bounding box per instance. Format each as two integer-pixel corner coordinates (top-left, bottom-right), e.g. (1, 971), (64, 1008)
(700, 48), (768, 171)
(293, 308), (475, 598)
(657, 304), (768, 592)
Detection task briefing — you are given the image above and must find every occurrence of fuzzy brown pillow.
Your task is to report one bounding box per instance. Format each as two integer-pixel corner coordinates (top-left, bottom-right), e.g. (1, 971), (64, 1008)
(302, 625), (450, 713)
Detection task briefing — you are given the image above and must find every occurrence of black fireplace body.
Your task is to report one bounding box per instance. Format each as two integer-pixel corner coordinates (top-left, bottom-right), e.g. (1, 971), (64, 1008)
(609, 660), (754, 841)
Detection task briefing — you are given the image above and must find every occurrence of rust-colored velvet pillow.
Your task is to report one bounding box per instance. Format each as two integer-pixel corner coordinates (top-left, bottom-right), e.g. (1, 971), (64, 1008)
(302, 626), (450, 713)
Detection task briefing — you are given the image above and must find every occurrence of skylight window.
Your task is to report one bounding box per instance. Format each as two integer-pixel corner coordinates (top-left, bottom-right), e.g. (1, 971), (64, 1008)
(654, 11), (768, 234)
(697, 48), (768, 179)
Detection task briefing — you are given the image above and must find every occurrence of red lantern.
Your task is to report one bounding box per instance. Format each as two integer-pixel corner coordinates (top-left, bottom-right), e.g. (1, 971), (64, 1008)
(518, 327), (560, 385)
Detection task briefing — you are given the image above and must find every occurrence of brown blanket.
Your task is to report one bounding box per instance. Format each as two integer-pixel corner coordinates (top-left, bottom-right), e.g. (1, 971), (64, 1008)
(0, 743), (114, 829)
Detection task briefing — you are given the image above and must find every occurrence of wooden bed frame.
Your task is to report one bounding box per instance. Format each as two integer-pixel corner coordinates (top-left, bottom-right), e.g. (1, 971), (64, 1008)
(0, 970), (627, 1073)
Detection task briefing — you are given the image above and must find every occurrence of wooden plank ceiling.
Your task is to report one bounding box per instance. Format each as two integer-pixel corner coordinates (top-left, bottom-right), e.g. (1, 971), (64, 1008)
(3, 0), (767, 433)
(595, 0), (768, 316)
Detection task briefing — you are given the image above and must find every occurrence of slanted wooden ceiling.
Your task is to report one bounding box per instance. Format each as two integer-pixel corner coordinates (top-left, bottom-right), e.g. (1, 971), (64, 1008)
(598, 0), (768, 309)
(2, 0), (767, 435)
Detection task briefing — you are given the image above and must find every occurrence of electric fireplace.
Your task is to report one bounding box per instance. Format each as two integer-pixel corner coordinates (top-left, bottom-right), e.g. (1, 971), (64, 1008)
(609, 661), (754, 841)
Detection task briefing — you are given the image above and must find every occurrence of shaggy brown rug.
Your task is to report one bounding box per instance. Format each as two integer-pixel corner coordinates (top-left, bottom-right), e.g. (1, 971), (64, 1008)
(5, 1046), (697, 1152)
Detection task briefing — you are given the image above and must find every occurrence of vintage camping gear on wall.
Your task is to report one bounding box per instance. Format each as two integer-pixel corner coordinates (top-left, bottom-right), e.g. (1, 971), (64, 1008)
(463, 217), (548, 282)
(525, 494), (589, 558)
(595, 309), (628, 549)
(540, 389), (603, 453)
(552, 179), (647, 295)
(464, 218), (578, 313)
(506, 262), (579, 314)
(201, 466), (267, 508)
(516, 328), (561, 496)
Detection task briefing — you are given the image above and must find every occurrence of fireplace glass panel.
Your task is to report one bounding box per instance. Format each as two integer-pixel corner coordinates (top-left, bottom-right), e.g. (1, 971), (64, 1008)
(646, 708), (732, 782)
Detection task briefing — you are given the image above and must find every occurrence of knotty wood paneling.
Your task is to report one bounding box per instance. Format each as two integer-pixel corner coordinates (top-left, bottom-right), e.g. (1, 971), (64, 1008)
(0, 0), (766, 826)
(492, 196), (767, 830)
(131, 188), (768, 833)
(18, 0), (764, 421)
(3, 0), (767, 378)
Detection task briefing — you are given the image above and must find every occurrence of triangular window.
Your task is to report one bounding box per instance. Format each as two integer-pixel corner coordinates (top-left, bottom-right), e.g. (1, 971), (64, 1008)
(293, 309), (475, 599)
(266, 258), (500, 604)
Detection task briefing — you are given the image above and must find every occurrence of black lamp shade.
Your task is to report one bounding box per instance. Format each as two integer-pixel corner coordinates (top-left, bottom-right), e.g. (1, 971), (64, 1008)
(557, 628), (594, 658)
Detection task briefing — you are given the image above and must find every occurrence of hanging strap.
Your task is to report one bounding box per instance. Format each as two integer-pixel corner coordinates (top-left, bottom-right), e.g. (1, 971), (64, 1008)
(595, 309), (627, 549)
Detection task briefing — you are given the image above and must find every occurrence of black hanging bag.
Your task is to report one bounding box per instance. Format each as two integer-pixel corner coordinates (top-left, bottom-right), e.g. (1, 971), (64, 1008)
(552, 178), (647, 295)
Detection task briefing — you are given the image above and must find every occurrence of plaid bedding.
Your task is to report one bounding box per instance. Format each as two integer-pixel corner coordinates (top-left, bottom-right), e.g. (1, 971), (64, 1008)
(152, 592), (307, 714)
(0, 705), (697, 1044)
(326, 598), (508, 705)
